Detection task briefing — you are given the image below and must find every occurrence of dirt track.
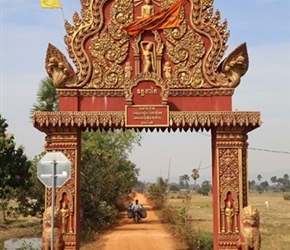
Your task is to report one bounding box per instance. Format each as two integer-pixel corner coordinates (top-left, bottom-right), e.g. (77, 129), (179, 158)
(86, 193), (184, 250)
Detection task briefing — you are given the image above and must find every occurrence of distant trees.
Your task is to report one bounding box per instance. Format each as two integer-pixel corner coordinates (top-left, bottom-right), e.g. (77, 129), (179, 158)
(250, 174), (290, 193)
(197, 180), (212, 196)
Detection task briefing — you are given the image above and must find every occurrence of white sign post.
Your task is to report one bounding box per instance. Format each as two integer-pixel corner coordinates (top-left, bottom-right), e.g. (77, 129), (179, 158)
(37, 152), (71, 250)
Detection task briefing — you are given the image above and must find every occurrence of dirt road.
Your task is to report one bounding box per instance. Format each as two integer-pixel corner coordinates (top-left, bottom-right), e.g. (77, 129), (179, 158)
(84, 193), (184, 250)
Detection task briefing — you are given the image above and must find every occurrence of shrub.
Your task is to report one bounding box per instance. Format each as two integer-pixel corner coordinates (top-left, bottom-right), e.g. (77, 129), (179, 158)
(187, 230), (213, 250)
(158, 199), (213, 250)
(283, 194), (290, 200)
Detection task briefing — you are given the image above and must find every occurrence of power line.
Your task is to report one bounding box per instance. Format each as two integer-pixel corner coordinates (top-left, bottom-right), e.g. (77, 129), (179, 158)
(249, 148), (290, 155)
(197, 132), (290, 155)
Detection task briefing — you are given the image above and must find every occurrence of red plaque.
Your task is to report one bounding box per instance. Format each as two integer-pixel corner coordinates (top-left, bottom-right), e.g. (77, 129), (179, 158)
(125, 105), (169, 127)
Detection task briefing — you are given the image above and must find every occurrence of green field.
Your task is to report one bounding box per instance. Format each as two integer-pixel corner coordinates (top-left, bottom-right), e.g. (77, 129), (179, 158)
(169, 192), (290, 250)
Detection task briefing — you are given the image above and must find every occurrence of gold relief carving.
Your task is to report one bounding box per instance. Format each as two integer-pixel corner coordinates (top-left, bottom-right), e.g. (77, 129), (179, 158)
(169, 88), (234, 97)
(57, 187), (75, 234)
(141, 41), (156, 73)
(43, 0), (250, 91)
(165, 29), (206, 88)
(136, 0), (157, 19)
(77, 89), (124, 97)
(189, 0), (230, 87)
(218, 148), (240, 235)
(45, 44), (77, 88)
(46, 188), (52, 207)
(88, 28), (128, 89)
(217, 43), (249, 88)
(219, 148), (239, 192)
(34, 111), (261, 131)
(241, 149), (248, 208)
(124, 72), (169, 104)
(57, 89), (79, 97)
(225, 201), (234, 233)
(163, 62), (172, 79)
(125, 62), (133, 78)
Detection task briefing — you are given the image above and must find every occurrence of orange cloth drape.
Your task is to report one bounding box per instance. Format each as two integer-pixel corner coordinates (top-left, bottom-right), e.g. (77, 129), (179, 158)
(122, 0), (183, 36)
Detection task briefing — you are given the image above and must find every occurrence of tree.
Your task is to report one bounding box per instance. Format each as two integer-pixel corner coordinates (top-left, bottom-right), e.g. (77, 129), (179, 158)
(146, 177), (169, 209)
(80, 129), (141, 239)
(179, 174), (190, 189)
(257, 174), (262, 184)
(0, 115), (32, 221)
(197, 180), (212, 196)
(249, 180), (256, 191)
(191, 168), (200, 190)
(260, 181), (269, 192)
(30, 77), (58, 119)
(270, 176), (277, 185)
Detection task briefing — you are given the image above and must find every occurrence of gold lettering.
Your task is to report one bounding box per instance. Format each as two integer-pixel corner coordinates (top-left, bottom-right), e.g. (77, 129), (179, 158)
(136, 87), (158, 97)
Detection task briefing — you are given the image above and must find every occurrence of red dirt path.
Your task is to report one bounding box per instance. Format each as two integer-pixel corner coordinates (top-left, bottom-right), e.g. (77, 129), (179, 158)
(83, 193), (185, 250)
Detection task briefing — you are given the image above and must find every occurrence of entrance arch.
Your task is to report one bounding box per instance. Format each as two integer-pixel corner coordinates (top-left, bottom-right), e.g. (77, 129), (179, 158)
(34, 0), (261, 249)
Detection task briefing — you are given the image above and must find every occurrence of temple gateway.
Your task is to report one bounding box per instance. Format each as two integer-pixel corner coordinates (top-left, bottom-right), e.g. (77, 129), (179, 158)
(34, 0), (262, 249)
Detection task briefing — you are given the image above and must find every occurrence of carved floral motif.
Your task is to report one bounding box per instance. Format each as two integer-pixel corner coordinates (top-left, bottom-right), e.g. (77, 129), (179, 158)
(44, 0), (248, 92)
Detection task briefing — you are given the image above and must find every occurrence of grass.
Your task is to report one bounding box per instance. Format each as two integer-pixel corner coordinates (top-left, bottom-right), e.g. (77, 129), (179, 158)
(169, 192), (290, 250)
(1, 193), (289, 249)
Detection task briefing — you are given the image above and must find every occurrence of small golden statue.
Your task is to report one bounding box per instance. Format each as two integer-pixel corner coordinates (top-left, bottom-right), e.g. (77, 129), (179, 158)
(138, 0), (155, 19)
(60, 202), (69, 234)
(163, 62), (172, 79)
(225, 201), (234, 233)
(141, 41), (156, 73)
(125, 62), (133, 78)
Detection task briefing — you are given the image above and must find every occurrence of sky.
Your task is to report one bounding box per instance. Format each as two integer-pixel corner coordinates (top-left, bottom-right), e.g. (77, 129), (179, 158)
(0, 0), (289, 184)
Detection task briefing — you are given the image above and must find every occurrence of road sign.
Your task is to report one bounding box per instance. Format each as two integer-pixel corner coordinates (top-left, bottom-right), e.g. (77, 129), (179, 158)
(37, 152), (71, 187)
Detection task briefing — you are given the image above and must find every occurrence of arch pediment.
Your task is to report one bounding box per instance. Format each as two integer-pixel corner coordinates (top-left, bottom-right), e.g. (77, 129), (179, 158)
(45, 0), (248, 93)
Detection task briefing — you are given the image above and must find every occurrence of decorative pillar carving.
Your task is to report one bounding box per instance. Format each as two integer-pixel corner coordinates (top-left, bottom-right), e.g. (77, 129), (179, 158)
(212, 126), (249, 249)
(43, 127), (81, 250)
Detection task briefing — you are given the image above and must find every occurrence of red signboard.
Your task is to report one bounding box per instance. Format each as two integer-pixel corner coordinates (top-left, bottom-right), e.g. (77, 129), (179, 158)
(126, 105), (169, 127)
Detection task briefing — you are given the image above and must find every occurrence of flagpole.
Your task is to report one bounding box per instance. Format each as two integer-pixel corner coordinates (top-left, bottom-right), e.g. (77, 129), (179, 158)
(60, 6), (66, 23)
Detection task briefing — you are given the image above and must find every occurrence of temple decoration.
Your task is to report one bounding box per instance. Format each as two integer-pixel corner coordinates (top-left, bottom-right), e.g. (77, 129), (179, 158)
(35, 1), (262, 249)
(44, 0), (248, 93)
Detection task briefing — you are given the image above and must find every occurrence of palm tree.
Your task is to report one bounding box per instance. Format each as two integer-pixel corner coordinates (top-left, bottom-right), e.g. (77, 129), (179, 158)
(270, 176), (277, 186)
(30, 77), (58, 120)
(191, 168), (200, 191)
(257, 174), (262, 184)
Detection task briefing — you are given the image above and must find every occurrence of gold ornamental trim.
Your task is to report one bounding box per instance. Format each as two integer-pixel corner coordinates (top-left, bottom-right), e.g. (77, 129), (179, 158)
(34, 111), (261, 132)
(57, 89), (125, 97)
(169, 89), (234, 97)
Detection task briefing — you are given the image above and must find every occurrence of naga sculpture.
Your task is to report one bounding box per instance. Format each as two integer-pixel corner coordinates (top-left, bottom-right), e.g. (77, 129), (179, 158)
(42, 206), (64, 250)
(239, 205), (261, 250)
